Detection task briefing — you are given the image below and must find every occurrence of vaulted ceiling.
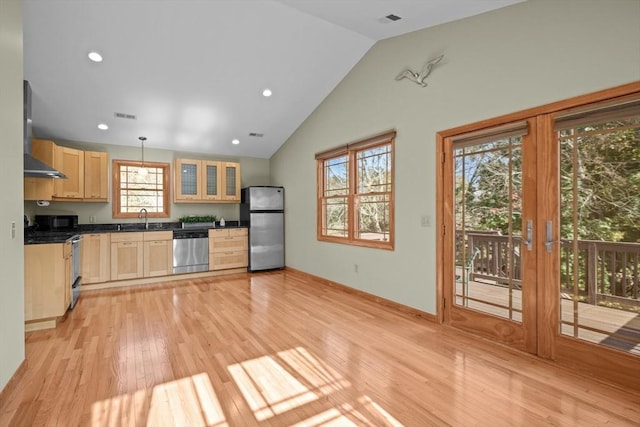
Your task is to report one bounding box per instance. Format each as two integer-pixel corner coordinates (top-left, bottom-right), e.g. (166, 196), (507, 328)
(23, 0), (525, 158)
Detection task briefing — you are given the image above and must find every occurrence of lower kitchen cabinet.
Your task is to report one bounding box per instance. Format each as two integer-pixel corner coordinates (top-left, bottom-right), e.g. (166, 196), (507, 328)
(24, 243), (69, 321)
(109, 231), (173, 281)
(143, 231), (173, 277)
(110, 232), (144, 280)
(209, 228), (248, 270)
(82, 233), (110, 284)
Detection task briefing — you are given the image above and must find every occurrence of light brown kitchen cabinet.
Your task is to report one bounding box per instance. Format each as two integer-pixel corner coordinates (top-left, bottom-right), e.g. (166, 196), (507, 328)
(202, 160), (222, 201)
(84, 151), (109, 201)
(209, 228), (248, 270)
(54, 145), (85, 199)
(110, 232), (144, 280)
(221, 162), (241, 201)
(82, 233), (110, 284)
(24, 243), (68, 322)
(24, 139), (109, 202)
(24, 177), (55, 201)
(174, 158), (202, 201)
(24, 139), (56, 201)
(174, 158), (239, 203)
(143, 231), (173, 277)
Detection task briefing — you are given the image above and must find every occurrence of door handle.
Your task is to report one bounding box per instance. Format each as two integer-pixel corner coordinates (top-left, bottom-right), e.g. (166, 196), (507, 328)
(545, 220), (559, 253)
(524, 220), (533, 251)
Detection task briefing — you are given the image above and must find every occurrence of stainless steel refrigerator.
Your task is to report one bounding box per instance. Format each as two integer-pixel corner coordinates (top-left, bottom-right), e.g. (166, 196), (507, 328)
(240, 186), (284, 271)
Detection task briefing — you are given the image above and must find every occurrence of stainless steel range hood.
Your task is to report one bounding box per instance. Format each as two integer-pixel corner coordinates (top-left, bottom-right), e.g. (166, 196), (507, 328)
(23, 81), (66, 179)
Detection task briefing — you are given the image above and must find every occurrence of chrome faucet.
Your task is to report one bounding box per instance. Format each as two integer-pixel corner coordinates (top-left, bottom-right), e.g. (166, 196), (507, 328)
(138, 208), (148, 229)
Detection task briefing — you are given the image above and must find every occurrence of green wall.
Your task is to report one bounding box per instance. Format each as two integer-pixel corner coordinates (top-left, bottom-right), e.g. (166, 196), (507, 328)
(0, 0), (26, 391)
(270, 0), (640, 314)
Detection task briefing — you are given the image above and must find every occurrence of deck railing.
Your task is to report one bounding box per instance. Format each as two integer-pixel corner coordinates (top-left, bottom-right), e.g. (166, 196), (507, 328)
(456, 231), (640, 311)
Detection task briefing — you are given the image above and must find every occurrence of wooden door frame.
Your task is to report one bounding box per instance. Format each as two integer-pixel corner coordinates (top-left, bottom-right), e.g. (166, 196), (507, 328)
(436, 81), (640, 390)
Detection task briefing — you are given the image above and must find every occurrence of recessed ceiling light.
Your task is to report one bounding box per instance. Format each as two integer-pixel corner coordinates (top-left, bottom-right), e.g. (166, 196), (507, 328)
(262, 88), (272, 97)
(88, 51), (103, 62)
(232, 139), (240, 145)
(97, 123), (109, 130)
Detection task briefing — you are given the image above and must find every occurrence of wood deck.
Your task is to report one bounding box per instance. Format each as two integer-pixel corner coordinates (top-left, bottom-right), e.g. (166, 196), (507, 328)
(456, 279), (640, 355)
(1, 270), (639, 426)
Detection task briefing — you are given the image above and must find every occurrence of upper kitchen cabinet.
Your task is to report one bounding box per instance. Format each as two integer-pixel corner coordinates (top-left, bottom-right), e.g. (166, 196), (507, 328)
(221, 162), (241, 202)
(24, 139), (109, 202)
(202, 160), (222, 201)
(84, 151), (109, 201)
(174, 158), (202, 202)
(174, 158), (240, 203)
(54, 145), (84, 199)
(24, 139), (55, 200)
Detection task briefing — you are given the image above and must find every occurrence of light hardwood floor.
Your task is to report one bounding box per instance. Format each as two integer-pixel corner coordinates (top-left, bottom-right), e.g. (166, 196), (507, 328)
(1, 270), (639, 426)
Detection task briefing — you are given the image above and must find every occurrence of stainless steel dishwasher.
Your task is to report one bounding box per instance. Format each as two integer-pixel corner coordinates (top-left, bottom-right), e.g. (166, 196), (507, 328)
(172, 230), (209, 274)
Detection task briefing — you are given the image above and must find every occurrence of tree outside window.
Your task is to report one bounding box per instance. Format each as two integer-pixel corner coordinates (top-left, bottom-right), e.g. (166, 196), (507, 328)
(316, 131), (395, 250)
(112, 160), (170, 218)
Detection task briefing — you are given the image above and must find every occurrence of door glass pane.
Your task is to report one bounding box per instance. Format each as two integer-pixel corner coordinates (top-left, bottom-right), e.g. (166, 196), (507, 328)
(557, 107), (640, 355)
(454, 135), (524, 321)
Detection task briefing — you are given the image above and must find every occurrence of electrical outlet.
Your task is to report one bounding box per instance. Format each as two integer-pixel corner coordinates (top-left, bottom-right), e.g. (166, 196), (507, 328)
(421, 215), (431, 227)
(11, 221), (16, 239)
(354, 263), (359, 273)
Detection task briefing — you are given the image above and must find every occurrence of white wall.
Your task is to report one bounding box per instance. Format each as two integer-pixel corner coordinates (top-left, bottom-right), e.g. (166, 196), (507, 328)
(0, 0), (25, 391)
(270, 0), (640, 313)
(24, 140), (270, 224)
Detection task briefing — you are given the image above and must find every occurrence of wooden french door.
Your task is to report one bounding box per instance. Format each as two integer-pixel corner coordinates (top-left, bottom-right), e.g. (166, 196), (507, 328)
(437, 83), (640, 390)
(440, 119), (538, 354)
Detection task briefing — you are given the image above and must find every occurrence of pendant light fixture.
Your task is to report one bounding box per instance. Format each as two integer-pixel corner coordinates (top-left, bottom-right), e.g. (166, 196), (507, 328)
(138, 136), (148, 176)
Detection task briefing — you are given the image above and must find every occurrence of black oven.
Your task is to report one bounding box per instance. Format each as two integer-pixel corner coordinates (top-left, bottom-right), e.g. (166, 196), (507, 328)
(34, 215), (78, 231)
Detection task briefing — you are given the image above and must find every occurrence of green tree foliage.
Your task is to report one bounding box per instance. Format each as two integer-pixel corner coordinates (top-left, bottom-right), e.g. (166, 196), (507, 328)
(455, 138), (523, 236)
(559, 118), (640, 243)
(323, 145), (392, 240)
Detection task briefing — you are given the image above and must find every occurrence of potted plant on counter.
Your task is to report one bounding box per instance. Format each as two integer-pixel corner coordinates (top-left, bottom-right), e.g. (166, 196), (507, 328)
(179, 215), (217, 229)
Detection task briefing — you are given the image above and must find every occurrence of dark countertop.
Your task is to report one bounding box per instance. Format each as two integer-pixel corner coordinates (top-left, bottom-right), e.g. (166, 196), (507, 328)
(25, 221), (246, 244)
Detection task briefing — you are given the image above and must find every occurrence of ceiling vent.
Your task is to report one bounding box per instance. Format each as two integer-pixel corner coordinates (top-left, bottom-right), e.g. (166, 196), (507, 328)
(249, 132), (264, 137)
(385, 14), (402, 22)
(114, 112), (137, 120)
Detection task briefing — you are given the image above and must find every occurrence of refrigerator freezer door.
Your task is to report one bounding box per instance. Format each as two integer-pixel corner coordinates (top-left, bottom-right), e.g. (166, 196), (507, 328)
(249, 212), (284, 271)
(248, 187), (284, 211)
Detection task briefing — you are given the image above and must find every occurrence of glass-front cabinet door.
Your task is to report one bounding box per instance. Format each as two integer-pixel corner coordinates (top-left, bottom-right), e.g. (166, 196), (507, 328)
(174, 158), (202, 201)
(202, 161), (222, 201)
(174, 159), (241, 203)
(221, 162), (241, 201)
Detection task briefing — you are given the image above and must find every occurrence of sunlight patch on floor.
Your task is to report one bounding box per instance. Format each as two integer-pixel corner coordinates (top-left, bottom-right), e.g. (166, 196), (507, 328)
(91, 373), (227, 427)
(228, 351), (320, 420)
(228, 346), (403, 426)
(291, 395), (404, 427)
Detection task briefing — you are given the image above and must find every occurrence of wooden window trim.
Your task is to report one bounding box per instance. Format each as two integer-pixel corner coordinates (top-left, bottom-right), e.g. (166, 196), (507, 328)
(112, 160), (171, 218)
(316, 131), (395, 250)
